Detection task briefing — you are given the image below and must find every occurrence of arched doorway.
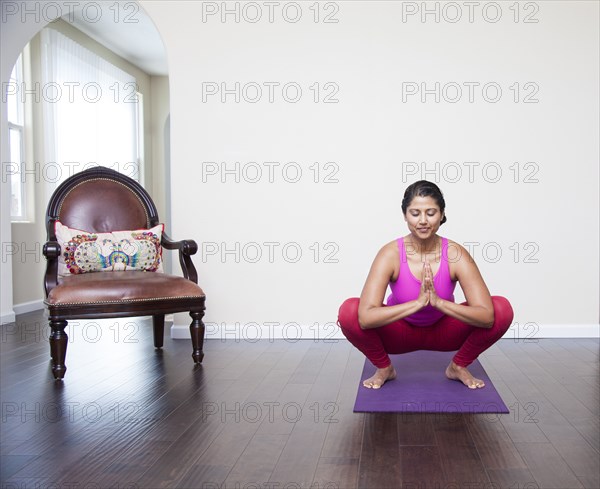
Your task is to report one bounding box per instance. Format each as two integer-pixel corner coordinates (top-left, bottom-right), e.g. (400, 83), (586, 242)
(0, 1), (170, 321)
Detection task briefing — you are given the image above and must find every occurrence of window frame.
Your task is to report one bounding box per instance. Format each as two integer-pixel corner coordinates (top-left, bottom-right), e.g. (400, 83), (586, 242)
(7, 53), (28, 222)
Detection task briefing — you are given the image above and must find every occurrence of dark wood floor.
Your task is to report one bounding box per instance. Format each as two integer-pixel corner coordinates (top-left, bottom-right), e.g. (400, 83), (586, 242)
(1, 311), (598, 489)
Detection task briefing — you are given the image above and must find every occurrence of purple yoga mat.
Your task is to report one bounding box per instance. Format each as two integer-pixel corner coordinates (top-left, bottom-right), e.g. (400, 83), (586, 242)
(353, 350), (509, 413)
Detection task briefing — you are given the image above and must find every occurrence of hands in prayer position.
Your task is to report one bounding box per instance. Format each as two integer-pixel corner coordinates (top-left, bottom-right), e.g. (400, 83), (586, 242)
(417, 260), (442, 309)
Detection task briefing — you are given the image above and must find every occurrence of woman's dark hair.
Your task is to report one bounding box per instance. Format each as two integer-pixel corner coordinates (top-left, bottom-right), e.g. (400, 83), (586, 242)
(401, 180), (447, 225)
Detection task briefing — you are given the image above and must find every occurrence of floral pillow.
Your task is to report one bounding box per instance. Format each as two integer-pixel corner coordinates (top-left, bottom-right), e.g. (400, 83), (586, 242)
(55, 221), (164, 276)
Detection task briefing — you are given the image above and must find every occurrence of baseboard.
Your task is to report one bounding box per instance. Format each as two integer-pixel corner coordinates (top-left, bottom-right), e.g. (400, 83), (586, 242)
(171, 322), (600, 340)
(13, 299), (45, 316)
(1, 309), (16, 325)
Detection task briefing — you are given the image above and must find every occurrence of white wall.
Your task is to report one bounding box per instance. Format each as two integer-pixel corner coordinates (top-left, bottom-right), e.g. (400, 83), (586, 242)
(143, 0), (598, 339)
(2, 1), (598, 339)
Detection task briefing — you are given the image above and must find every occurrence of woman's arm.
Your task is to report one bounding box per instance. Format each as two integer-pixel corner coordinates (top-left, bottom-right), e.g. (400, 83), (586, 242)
(357, 242), (426, 330)
(430, 242), (495, 328)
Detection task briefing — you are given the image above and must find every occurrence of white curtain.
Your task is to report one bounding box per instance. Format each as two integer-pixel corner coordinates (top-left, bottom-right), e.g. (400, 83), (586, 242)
(41, 28), (140, 186)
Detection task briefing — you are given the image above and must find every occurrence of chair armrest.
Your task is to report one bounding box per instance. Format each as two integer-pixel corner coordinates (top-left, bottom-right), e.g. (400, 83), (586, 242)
(43, 241), (61, 296)
(161, 233), (199, 283)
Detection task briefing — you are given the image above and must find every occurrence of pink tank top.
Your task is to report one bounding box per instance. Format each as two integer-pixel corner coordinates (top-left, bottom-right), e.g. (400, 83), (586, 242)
(386, 236), (456, 327)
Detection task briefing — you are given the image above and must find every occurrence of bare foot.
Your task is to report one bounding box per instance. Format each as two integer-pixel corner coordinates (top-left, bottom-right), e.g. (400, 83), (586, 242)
(445, 361), (485, 389)
(363, 365), (397, 389)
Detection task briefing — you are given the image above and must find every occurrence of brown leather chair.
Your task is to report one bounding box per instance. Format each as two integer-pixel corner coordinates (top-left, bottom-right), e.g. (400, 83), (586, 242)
(43, 167), (206, 380)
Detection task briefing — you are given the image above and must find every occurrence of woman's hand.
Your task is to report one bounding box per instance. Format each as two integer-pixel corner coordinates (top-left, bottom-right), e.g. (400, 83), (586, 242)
(416, 263), (430, 308)
(421, 260), (443, 308)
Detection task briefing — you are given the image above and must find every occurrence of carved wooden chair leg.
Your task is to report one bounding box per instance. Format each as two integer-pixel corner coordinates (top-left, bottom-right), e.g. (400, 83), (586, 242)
(189, 310), (205, 364)
(49, 318), (68, 380)
(153, 314), (165, 349)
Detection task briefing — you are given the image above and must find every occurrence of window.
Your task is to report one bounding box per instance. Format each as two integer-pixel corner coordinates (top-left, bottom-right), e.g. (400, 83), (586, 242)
(40, 28), (143, 186)
(7, 54), (27, 221)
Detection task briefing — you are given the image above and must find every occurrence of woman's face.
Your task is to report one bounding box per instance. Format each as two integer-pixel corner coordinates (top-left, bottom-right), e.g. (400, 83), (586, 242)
(405, 196), (444, 239)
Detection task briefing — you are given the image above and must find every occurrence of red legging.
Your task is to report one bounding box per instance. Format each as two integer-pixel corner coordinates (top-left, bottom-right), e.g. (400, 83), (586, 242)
(337, 296), (514, 368)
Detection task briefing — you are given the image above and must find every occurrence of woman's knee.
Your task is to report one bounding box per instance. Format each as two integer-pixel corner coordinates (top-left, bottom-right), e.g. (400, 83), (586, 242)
(337, 297), (360, 330)
(491, 296), (514, 333)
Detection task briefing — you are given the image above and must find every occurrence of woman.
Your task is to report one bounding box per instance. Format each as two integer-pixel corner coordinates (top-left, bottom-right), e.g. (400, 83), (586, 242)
(337, 180), (514, 389)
